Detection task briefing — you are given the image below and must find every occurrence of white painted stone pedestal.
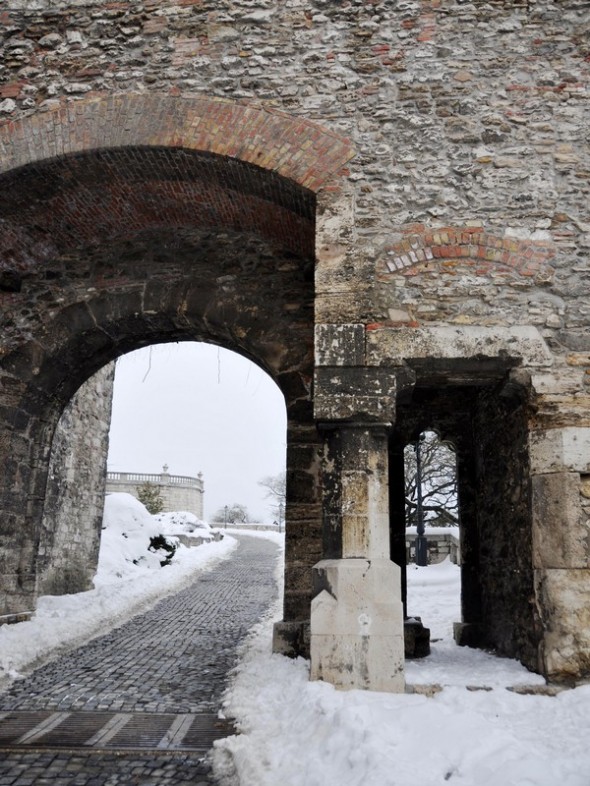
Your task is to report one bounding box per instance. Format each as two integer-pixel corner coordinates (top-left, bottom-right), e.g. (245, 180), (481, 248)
(310, 557), (405, 692)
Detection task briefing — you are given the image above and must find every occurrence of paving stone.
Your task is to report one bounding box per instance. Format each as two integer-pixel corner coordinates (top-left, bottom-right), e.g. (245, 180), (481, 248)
(0, 535), (278, 784)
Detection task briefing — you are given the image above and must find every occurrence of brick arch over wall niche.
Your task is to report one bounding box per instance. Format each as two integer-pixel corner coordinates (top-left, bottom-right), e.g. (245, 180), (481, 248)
(0, 94), (354, 627)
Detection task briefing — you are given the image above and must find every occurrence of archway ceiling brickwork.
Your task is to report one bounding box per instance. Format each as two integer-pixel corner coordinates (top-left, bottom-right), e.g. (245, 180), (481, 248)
(0, 146), (316, 274)
(0, 223), (316, 404)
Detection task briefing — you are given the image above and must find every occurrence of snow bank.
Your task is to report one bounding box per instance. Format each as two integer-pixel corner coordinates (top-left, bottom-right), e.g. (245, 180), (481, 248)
(0, 493), (237, 688)
(97, 493), (178, 579)
(154, 509), (217, 540)
(214, 558), (590, 786)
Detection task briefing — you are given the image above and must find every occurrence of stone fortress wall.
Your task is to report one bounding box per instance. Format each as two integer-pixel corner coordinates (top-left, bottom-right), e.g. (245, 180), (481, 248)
(38, 364), (115, 597)
(0, 0), (589, 689)
(106, 468), (205, 520)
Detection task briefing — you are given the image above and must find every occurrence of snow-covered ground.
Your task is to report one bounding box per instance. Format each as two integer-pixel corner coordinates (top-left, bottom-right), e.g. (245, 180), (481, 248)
(0, 494), (237, 688)
(214, 558), (590, 786)
(1, 501), (589, 786)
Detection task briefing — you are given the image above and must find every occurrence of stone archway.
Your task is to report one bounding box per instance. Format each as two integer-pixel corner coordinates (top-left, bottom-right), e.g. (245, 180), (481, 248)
(367, 324), (554, 673)
(390, 368), (540, 670)
(0, 95), (354, 659)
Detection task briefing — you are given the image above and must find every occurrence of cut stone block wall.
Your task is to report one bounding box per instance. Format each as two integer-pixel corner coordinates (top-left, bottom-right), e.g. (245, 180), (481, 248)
(105, 471), (205, 520)
(37, 364), (115, 596)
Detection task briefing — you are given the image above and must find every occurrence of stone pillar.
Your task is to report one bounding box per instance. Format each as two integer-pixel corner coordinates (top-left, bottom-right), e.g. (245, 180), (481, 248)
(311, 330), (405, 692)
(311, 422), (404, 691)
(529, 426), (590, 681)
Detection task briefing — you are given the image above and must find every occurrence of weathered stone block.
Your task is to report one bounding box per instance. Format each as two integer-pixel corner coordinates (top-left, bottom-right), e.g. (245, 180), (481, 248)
(314, 367), (396, 422)
(532, 473), (589, 569)
(530, 428), (590, 474)
(310, 558), (404, 692)
(536, 568), (590, 682)
(531, 370), (585, 397)
(315, 323), (365, 367)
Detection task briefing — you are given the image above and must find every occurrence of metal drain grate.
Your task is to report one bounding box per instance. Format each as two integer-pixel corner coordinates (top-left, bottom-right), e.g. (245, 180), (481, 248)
(104, 713), (177, 749)
(0, 711), (54, 746)
(28, 712), (116, 747)
(0, 711), (236, 752)
(180, 714), (236, 750)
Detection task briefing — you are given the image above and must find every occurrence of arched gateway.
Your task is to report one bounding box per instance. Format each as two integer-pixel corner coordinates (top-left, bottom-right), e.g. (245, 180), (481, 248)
(0, 92), (355, 671)
(1, 93), (588, 691)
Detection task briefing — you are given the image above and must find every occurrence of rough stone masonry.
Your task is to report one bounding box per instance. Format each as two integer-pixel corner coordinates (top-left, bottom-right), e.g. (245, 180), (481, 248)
(0, 0), (588, 690)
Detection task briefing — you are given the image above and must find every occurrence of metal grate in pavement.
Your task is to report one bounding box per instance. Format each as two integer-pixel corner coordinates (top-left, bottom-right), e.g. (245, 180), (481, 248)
(29, 711), (116, 747)
(179, 714), (236, 751)
(0, 711), (236, 752)
(104, 713), (177, 749)
(0, 711), (54, 746)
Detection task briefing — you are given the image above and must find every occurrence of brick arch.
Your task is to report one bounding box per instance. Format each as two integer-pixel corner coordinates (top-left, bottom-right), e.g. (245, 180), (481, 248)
(0, 146), (318, 277)
(0, 186), (320, 627)
(377, 225), (556, 280)
(0, 94), (351, 636)
(0, 93), (355, 191)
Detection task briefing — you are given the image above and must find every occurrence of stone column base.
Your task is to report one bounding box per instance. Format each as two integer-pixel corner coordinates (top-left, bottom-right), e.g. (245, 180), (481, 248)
(454, 621), (485, 648)
(272, 620), (310, 659)
(310, 558), (405, 692)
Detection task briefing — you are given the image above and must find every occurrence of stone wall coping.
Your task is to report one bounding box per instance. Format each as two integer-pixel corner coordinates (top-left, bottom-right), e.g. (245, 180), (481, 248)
(107, 471), (204, 490)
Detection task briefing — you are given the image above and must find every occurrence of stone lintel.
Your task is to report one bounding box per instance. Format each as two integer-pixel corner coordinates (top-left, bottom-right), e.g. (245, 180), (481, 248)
(310, 558), (405, 692)
(366, 325), (554, 368)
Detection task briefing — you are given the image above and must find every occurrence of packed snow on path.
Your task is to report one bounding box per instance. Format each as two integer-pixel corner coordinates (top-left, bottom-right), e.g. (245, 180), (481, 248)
(0, 493), (237, 688)
(214, 557), (590, 786)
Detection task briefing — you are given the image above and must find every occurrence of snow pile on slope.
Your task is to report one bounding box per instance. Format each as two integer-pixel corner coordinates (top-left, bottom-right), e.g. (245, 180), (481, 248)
(97, 493), (179, 580)
(154, 509), (217, 540)
(0, 494), (237, 687)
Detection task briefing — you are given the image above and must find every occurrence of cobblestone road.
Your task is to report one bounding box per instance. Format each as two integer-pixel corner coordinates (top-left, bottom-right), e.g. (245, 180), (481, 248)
(0, 534), (279, 785)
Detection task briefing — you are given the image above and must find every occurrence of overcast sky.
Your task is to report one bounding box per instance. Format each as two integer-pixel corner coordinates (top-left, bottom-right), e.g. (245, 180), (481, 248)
(107, 342), (286, 522)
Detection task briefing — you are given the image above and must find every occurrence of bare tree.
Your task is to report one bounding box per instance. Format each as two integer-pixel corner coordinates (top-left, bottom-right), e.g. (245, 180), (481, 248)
(258, 471), (286, 524)
(212, 503), (249, 525)
(404, 431), (458, 527)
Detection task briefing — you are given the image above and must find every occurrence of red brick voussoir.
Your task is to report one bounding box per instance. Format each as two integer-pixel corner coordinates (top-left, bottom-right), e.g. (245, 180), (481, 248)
(376, 225), (556, 281)
(0, 92), (355, 193)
